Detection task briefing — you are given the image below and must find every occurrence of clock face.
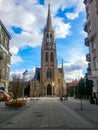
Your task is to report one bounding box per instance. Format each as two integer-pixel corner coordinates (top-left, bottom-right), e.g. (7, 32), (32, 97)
(46, 38), (52, 42)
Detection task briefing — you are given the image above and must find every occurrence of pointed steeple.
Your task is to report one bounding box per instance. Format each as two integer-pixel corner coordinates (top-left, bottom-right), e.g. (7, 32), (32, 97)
(62, 59), (64, 74)
(46, 3), (52, 31)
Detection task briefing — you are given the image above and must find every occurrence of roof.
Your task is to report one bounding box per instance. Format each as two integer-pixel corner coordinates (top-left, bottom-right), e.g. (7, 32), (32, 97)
(33, 68), (40, 81)
(66, 80), (78, 88)
(45, 3), (52, 31)
(0, 20), (11, 39)
(58, 68), (63, 73)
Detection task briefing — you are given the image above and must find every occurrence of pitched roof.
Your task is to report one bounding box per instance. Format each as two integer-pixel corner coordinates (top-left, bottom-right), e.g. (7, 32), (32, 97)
(0, 20), (11, 39)
(45, 3), (52, 31)
(58, 68), (63, 73)
(33, 68), (40, 81)
(66, 80), (78, 88)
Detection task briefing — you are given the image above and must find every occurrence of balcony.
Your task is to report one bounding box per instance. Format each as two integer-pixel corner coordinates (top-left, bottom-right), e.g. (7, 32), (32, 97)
(87, 66), (91, 72)
(84, 0), (92, 4)
(87, 70), (91, 75)
(84, 0), (88, 4)
(84, 22), (88, 32)
(85, 38), (89, 47)
(86, 63), (91, 75)
(86, 54), (91, 62)
(88, 63), (91, 68)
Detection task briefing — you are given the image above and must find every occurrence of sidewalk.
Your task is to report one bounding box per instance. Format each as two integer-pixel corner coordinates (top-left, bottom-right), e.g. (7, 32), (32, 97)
(0, 98), (36, 124)
(0, 97), (98, 130)
(63, 98), (98, 126)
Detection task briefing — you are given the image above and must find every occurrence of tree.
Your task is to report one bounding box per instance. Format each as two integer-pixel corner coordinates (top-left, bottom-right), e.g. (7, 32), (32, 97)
(9, 74), (23, 99)
(78, 78), (85, 98)
(85, 78), (93, 98)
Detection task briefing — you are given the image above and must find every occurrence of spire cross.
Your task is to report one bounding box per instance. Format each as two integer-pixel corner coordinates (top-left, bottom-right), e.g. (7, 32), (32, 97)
(48, 3), (50, 8)
(48, 3), (52, 9)
(48, 3), (51, 8)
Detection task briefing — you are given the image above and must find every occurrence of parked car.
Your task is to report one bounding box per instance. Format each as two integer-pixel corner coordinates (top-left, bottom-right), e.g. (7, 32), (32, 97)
(0, 90), (11, 101)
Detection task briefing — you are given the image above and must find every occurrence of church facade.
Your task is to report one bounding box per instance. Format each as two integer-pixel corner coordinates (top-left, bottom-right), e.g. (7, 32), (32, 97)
(30, 4), (66, 96)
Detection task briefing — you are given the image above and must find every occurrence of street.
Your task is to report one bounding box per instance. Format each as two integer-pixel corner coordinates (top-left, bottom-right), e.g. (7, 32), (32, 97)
(0, 97), (98, 130)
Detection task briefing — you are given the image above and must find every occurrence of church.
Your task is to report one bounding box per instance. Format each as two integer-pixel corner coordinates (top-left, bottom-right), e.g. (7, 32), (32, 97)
(30, 4), (66, 96)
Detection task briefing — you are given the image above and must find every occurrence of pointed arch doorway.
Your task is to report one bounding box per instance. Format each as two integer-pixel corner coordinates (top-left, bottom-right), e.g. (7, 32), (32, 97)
(47, 84), (52, 95)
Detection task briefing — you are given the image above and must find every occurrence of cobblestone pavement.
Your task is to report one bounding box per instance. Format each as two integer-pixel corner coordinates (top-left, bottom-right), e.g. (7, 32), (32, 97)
(0, 97), (98, 130)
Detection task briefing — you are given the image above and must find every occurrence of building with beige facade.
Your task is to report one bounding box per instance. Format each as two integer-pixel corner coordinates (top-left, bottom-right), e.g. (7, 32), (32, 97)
(0, 20), (11, 92)
(30, 4), (66, 97)
(84, 0), (98, 99)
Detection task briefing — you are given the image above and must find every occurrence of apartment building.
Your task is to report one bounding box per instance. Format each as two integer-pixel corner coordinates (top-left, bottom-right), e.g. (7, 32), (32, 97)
(0, 20), (11, 92)
(84, 0), (98, 99)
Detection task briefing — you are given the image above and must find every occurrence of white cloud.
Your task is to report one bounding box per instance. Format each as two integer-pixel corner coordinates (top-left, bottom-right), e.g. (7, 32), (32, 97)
(65, 0), (85, 20)
(53, 18), (71, 38)
(66, 12), (78, 20)
(0, 0), (87, 81)
(10, 31), (42, 49)
(64, 56), (88, 82)
(65, 70), (83, 82)
(10, 66), (36, 81)
(10, 46), (18, 55)
(11, 55), (23, 65)
(63, 43), (88, 82)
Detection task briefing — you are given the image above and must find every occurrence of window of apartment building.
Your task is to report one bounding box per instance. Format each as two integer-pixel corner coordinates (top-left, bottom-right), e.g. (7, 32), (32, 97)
(93, 59), (98, 69)
(6, 66), (9, 73)
(5, 37), (8, 48)
(6, 57), (10, 64)
(1, 33), (4, 44)
(95, 0), (98, 12)
(86, 6), (90, 17)
(0, 51), (3, 60)
(96, 80), (98, 88)
(0, 70), (1, 80)
(91, 42), (96, 50)
(2, 67), (5, 76)
(88, 21), (91, 33)
(6, 75), (8, 80)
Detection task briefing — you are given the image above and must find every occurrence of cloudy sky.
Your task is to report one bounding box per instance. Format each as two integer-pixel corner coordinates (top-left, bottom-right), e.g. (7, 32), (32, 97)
(0, 0), (88, 82)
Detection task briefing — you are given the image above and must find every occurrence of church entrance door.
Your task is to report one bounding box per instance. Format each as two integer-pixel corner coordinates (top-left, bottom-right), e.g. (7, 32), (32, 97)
(47, 84), (52, 95)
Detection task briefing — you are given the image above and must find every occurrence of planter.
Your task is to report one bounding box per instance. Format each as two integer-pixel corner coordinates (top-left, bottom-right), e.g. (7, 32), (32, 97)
(5, 99), (26, 107)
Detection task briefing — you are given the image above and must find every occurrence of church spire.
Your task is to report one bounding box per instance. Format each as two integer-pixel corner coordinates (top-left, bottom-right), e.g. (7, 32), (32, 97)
(46, 3), (52, 31)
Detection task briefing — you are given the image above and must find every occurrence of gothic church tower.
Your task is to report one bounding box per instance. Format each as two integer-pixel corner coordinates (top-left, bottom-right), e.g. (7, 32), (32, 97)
(30, 4), (66, 97)
(40, 4), (65, 96)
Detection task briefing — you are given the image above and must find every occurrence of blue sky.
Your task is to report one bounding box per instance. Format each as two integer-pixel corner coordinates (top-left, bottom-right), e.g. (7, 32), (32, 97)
(0, 0), (88, 81)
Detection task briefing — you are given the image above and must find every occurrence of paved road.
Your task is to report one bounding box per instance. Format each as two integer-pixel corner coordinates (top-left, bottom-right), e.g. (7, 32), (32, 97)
(0, 97), (98, 130)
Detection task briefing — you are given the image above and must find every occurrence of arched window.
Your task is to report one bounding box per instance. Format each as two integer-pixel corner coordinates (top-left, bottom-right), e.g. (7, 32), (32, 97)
(46, 33), (49, 38)
(47, 69), (52, 78)
(49, 71), (52, 78)
(50, 52), (54, 61)
(45, 52), (48, 61)
(50, 33), (52, 38)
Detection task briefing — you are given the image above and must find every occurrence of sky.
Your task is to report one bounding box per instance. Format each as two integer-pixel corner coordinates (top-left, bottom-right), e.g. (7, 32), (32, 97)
(0, 0), (88, 82)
